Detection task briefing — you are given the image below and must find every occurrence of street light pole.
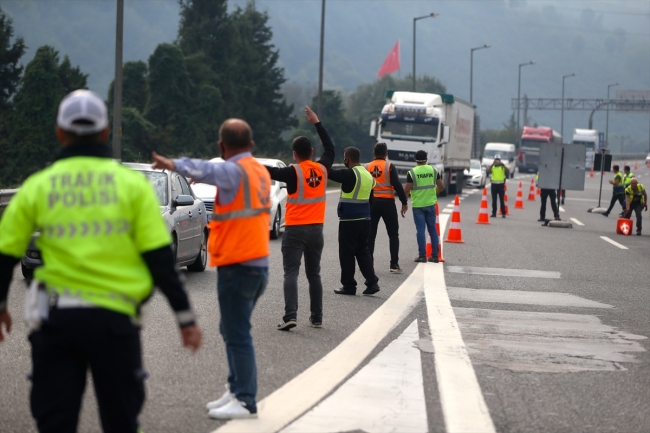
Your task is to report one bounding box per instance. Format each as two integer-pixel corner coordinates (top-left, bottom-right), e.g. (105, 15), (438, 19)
(605, 82), (619, 149)
(470, 44), (490, 104)
(561, 73), (575, 141)
(317, 0), (326, 120)
(112, 0), (124, 161)
(516, 61), (535, 134)
(412, 13), (438, 92)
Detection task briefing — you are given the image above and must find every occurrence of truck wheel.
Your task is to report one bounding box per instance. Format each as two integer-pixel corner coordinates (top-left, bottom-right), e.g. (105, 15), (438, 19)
(455, 170), (464, 194)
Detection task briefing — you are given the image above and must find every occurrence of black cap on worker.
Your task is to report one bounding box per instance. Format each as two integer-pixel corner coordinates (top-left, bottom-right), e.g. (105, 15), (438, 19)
(415, 150), (427, 162)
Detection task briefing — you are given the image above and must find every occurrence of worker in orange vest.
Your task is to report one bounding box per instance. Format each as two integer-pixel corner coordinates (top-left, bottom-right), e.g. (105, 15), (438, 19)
(152, 119), (271, 420)
(264, 106), (335, 331)
(365, 142), (408, 274)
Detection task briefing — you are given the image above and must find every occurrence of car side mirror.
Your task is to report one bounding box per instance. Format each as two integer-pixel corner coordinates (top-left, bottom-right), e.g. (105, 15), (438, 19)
(174, 194), (194, 207)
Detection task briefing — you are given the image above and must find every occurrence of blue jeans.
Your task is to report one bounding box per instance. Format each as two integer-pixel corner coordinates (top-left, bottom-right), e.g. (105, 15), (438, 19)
(412, 205), (438, 258)
(217, 264), (268, 408)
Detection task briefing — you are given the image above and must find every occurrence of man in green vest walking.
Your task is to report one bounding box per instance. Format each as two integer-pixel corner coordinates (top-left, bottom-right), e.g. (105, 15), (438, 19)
(488, 154), (509, 218)
(0, 90), (202, 433)
(328, 147), (380, 295)
(404, 150), (444, 263)
(603, 164), (625, 217)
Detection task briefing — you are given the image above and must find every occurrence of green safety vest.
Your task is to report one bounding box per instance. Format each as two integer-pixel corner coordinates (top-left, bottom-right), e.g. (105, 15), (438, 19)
(409, 165), (438, 208)
(340, 165), (374, 204)
(0, 157), (171, 317)
(613, 172), (624, 194)
(625, 184), (645, 204)
(623, 172), (634, 187)
(491, 165), (507, 183)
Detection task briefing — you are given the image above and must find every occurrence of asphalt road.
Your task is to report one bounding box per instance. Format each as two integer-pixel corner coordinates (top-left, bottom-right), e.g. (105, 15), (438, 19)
(0, 162), (648, 433)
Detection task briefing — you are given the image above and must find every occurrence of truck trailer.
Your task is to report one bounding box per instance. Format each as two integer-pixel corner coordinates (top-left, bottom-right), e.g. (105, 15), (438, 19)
(369, 91), (474, 196)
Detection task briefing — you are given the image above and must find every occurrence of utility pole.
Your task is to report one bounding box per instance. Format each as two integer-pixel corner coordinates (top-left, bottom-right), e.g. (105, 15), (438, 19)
(317, 0), (326, 120)
(112, 0), (124, 161)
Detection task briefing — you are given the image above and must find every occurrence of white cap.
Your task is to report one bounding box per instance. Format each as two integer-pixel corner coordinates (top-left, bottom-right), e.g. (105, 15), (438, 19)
(494, 154), (501, 160)
(56, 90), (108, 135)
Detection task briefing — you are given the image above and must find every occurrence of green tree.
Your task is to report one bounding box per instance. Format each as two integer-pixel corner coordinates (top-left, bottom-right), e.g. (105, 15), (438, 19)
(107, 61), (148, 113)
(0, 9), (26, 113)
(121, 107), (156, 162)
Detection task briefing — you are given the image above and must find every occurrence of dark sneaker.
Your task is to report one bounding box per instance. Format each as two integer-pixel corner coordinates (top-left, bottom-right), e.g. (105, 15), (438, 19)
(334, 288), (356, 295)
(309, 316), (322, 328)
(276, 319), (297, 331)
(414, 256), (427, 263)
(554, 218), (561, 221)
(502, 215), (506, 218)
(637, 231), (642, 236)
(389, 265), (403, 274)
(490, 213), (496, 218)
(362, 285), (380, 295)
(602, 213), (609, 217)
(538, 218), (545, 222)
(427, 256), (439, 263)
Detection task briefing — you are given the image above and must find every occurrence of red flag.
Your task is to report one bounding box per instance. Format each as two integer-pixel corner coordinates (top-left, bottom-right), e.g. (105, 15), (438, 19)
(377, 40), (400, 78)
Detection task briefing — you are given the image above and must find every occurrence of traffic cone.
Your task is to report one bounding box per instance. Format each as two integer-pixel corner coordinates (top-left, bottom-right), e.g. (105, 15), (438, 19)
(537, 187), (541, 195)
(514, 181), (525, 209)
(476, 187), (490, 224)
(445, 195), (464, 243)
(500, 184), (511, 215)
(589, 166), (594, 177)
(527, 178), (536, 201)
(634, 161), (638, 170)
(435, 203), (445, 262)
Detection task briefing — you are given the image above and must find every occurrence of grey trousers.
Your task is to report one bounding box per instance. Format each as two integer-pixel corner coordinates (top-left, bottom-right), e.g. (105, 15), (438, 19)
(281, 225), (324, 322)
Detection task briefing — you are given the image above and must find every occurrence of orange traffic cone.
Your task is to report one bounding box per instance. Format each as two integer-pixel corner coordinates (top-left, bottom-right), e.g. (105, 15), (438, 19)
(500, 184), (511, 215)
(537, 187), (541, 195)
(445, 195), (464, 243)
(527, 178), (536, 201)
(634, 161), (638, 170)
(434, 203), (445, 262)
(514, 181), (525, 209)
(476, 187), (490, 224)
(589, 166), (594, 178)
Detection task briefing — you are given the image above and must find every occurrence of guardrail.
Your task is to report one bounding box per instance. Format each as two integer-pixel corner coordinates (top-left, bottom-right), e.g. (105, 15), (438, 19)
(0, 189), (18, 217)
(609, 153), (648, 161)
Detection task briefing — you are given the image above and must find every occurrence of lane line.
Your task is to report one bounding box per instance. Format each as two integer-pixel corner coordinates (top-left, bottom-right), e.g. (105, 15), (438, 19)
(442, 208), (453, 213)
(570, 218), (585, 226)
(559, 206), (566, 212)
(424, 263), (496, 433)
(446, 203), (455, 208)
(447, 287), (613, 309)
(600, 236), (628, 250)
(214, 258), (427, 433)
(447, 266), (560, 279)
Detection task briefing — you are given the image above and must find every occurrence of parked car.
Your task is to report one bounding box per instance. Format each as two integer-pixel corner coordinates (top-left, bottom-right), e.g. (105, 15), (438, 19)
(21, 163), (209, 279)
(464, 159), (487, 188)
(191, 157), (288, 239)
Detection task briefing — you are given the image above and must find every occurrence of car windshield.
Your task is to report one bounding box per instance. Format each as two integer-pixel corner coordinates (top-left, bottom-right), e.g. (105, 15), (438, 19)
(484, 149), (514, 160)
(520, 139), (542, 150)
(470, 160), (481, 170)
(139, 171), (168, 205)
(381, 121), (438, 142)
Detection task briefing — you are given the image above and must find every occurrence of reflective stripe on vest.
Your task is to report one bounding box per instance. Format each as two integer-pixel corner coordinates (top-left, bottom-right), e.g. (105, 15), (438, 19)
(625, 184), (645, 203)
(211, 163), (271, 221)
(339, 166), (374, 203)
(285, 161), (328, 225)
(365, 159), (395, 199)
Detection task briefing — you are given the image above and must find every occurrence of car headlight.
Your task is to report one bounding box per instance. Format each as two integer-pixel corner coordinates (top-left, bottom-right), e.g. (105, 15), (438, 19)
(472, 174), (482, 179)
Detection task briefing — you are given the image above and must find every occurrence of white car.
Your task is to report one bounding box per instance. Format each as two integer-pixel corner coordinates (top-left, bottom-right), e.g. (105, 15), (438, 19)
(191, 157), (288, 239)
(646, 153), (650, 167)
(464, 159), (487, 188)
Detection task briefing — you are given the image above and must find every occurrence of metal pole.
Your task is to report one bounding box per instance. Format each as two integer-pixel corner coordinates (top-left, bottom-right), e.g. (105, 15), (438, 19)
(517, 61), (534, 134)
(561, 73), (575, 142)
(112, 0), (124, 161)
(606, 82), (619, 149)
(470, 45), (490, 104)
(317, 0), (325, 119)
(557, 147), (564, 210)
(412, 18), (416, 92)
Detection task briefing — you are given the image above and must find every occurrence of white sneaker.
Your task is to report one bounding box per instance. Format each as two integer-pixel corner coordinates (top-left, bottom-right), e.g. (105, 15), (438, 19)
(206, 385), (233, 410)
(208, 398), (257, 420)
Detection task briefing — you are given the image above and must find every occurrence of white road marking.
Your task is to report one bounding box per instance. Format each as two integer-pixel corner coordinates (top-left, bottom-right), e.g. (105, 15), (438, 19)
(326, 189), (339, 194)
(442, 208), (453, 213)
(281, 320), (428, 433)
(214, 260), (427, 433)
(570, 218), (585, 226)
(559, 206), (566, 212)
(446, 203), (455, 208)
(447, 287), (613, 309)
(447, 266), (560, 279)
(600, 236), (629, 250)
(424, 263), (496, 433)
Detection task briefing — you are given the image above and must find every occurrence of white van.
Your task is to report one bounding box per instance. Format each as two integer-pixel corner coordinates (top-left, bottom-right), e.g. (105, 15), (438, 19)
(482, 142), (517, 178)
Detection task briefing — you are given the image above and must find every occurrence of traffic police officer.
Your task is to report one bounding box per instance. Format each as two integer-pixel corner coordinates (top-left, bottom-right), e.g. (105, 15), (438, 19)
(264, 106), (335, 330)
(365, 142), (408, 274)
(624, 178), (647, 235)
(623, 165), (634, 188)
(0, 90), (202, 433)
(152, 118), (271, 420)
(603, 165), (625, 217)
(404, 150), (444, 263)
(488, 154), (509, 218)
(329, 147), (380, 296)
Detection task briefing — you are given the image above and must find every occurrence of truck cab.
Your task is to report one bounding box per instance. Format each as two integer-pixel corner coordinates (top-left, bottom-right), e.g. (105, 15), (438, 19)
(572, 129), (598, 170)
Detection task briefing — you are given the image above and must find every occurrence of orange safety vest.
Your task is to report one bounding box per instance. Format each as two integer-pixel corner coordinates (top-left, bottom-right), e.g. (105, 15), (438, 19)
(365, 159), (395, 199)
(208, 156), (271, 267)
(285, 161), (328, 226)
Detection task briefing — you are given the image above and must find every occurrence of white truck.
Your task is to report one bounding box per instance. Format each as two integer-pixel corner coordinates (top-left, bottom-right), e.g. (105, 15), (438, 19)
(369, 91), (474, 196)
(571, 128), (598, 170)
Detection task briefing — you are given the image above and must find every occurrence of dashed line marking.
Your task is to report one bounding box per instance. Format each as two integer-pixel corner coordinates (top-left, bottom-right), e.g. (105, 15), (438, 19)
(559, 206), (566, 212)
(570, 218), (584, 226)
(447, 266), (560, 279)
(442, 209), (453, 213)
(600, 236), (628, 250)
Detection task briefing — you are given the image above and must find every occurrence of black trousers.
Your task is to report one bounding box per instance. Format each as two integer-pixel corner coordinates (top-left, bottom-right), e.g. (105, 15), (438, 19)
(29, 308), (145, 433)
(624, 201), (643, 232)
(368, 198), (400, 267)
(338, 220), (379, 292)
(606, 193), (626, 215)
(491, 183), (506, 215)
(540, 189), (559, 220)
